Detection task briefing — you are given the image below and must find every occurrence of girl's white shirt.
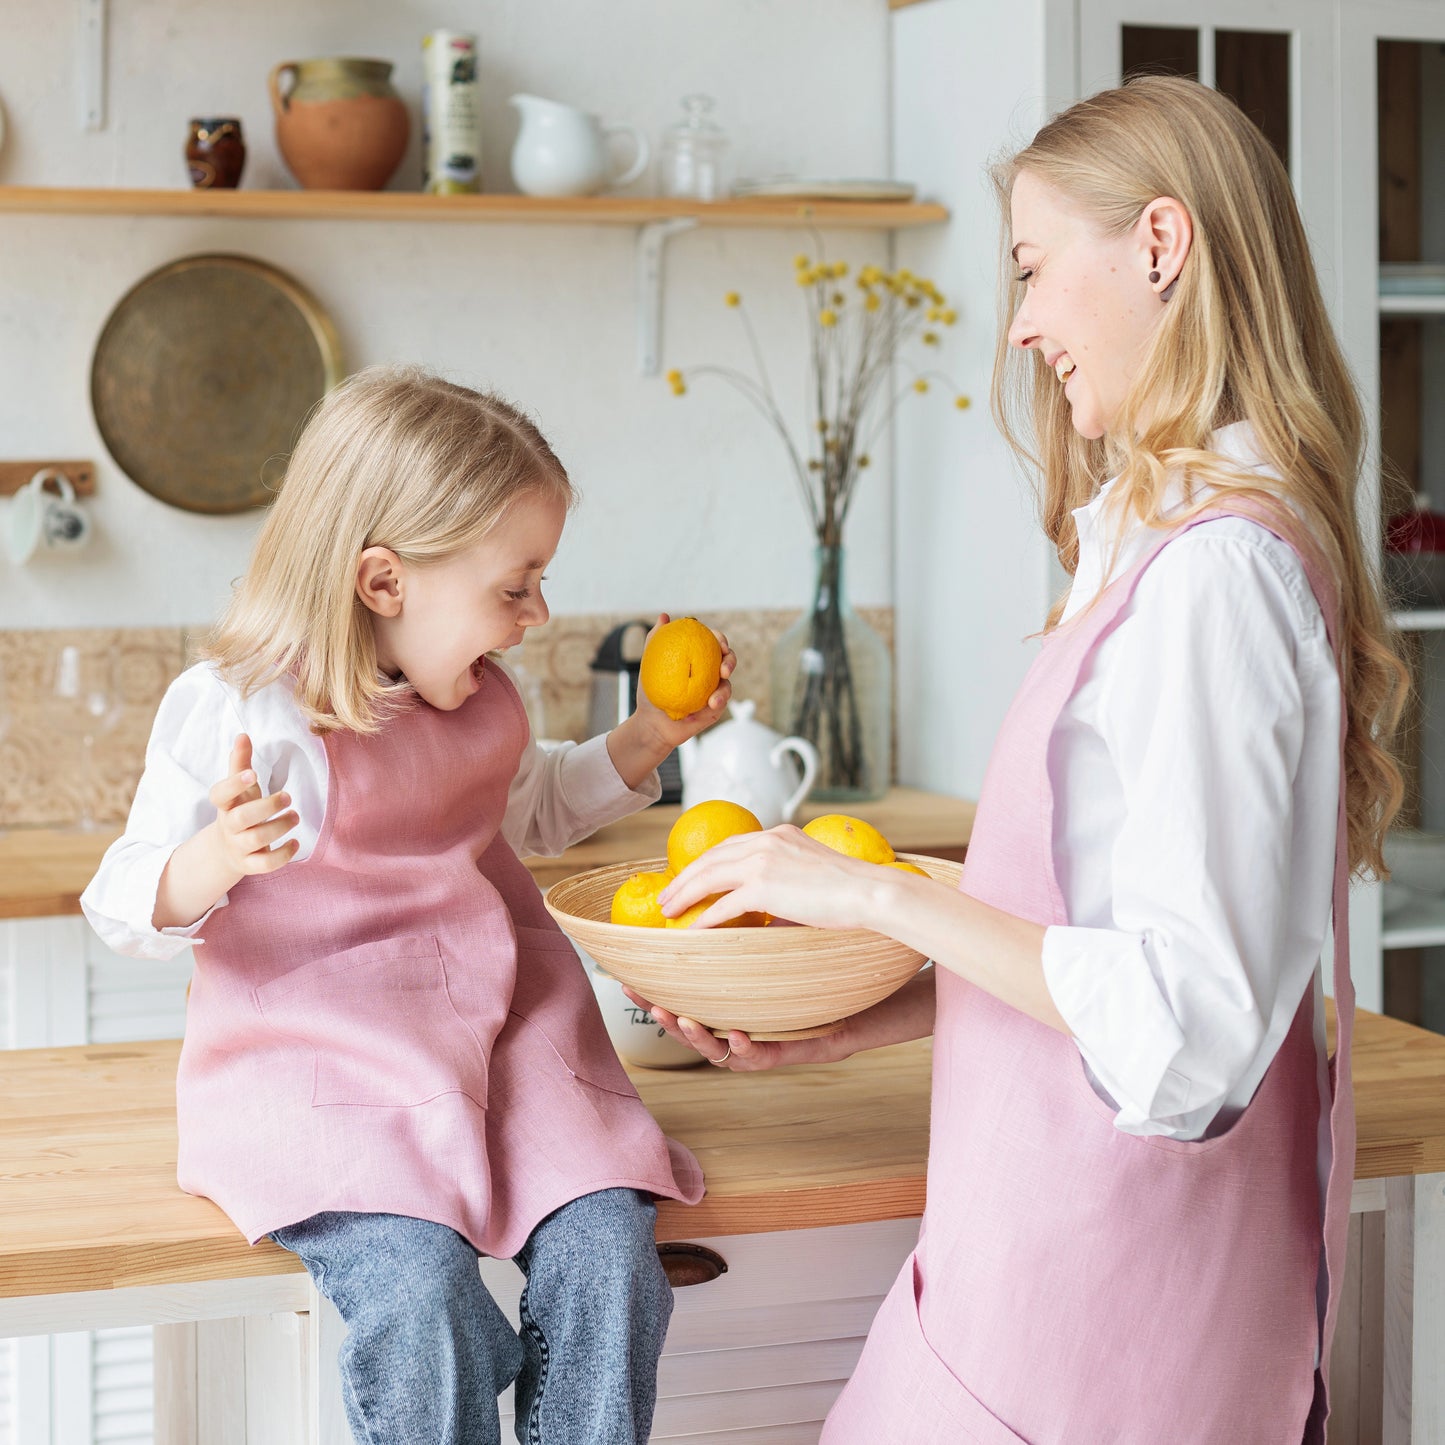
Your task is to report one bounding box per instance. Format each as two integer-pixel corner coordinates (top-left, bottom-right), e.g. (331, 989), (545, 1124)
(1041, 420), (1342, 1141)
(80, 657), (660, 961)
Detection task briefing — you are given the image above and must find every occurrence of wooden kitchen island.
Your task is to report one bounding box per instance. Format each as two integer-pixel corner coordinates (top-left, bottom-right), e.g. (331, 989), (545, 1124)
(1, 1006), (1442, 1444)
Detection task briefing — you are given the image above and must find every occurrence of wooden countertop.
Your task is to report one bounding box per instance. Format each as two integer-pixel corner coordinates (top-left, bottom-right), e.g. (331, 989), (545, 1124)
(1, 1004), (1442, 1300)
(0, 786), (975, 919)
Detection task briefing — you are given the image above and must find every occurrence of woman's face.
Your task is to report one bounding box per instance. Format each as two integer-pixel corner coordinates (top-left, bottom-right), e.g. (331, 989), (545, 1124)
(1006, 169), (1183, 440)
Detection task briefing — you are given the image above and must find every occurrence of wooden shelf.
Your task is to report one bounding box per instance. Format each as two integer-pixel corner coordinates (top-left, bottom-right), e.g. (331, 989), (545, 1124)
(0, 186), (948, 230)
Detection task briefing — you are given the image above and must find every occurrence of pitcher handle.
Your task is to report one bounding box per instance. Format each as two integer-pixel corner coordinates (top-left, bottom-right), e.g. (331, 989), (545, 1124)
(268, 61), (299, 116)
(772, 736), (819, 823)
(603, 123), (650, 188)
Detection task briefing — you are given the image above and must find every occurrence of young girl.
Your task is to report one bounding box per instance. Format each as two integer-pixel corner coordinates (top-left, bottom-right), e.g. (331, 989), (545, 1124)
(632, 77), (1407, 1443)
(82, 367), (726, 1445)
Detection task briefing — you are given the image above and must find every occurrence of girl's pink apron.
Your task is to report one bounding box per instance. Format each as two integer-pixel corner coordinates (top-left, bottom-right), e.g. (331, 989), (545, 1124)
(824, 504), (1354, 1444)
(177, 664), (702, 1259)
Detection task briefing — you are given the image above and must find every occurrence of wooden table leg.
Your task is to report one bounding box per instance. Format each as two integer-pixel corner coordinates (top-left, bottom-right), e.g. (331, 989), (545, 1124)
(1383, 1171), (1445, 1444)
(303, 1284), (351, 1445)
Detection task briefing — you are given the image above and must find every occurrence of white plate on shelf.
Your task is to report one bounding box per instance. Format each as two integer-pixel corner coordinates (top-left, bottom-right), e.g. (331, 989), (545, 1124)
(730, 177), (917, 202)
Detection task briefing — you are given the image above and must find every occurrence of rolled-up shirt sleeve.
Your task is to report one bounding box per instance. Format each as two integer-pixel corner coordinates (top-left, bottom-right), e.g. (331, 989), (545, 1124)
(497, 663), (660, 857)
(1041, 531), (1317, 1140)
(80, 666), (242, 959)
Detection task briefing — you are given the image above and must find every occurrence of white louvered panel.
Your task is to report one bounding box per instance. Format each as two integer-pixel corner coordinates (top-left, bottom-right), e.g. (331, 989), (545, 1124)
(85, 949), (192, 1044)
(0, 1337), (14, 1445)
(91, 1327), (153, 1445)
(0, 954), (12, 1049)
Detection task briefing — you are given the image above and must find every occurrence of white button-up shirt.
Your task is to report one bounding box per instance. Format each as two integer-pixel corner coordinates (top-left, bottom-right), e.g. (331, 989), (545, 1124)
(1040, 422), (1342, 1141)
(81, 658), (660, 960)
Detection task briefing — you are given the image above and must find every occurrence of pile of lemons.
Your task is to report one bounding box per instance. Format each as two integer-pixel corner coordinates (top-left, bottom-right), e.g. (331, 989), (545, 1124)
(609, 802), (930, 930)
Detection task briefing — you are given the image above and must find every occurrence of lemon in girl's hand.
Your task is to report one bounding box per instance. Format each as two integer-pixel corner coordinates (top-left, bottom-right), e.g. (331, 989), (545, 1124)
(666, 800), (764, 876)
(802, 813), (895, 864)
(640, 617), (724, 720)
(610, 870), (674, 928)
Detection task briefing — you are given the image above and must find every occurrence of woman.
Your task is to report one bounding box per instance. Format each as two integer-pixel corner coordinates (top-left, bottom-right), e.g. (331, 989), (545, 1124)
(629, 77), (1407, 1443)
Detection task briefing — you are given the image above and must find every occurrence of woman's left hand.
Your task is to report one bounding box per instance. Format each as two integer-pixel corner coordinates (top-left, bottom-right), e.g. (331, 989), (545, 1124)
(660, 825), (894, 932)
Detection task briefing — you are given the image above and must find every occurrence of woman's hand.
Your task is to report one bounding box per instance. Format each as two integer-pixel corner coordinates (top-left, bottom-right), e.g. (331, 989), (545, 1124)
(659, 825), (898, 933)
(620, 988), (852, 1071)
(621, 969), (940, 1072)
(606, 613), (736, 789)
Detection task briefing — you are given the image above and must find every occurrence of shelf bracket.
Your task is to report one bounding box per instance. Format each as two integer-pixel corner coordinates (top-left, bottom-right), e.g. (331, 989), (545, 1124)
(636, 218), (697, 377)
(78, 0), (107, 131)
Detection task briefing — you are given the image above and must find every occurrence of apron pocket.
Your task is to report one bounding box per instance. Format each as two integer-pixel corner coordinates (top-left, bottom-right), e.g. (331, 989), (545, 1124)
(508, 924), (639, 1099)
(255, 933), (489, 1108)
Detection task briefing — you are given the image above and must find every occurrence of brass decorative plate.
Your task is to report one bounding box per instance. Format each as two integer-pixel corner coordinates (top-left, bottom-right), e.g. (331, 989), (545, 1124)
(91, 253), (342, 513)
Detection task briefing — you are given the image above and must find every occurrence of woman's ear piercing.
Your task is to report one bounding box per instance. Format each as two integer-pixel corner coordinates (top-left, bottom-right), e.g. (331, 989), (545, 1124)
(1149, 270), (1162, 284)
(1161, 278), (1178, 302)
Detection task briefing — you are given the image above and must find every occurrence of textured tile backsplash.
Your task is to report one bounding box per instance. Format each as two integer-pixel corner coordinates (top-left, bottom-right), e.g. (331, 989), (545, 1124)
(0, 609), (892, 829)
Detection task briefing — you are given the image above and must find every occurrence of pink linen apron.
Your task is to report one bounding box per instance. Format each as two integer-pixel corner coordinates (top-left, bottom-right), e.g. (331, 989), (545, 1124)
(176, 662), (703, 1258)
(824, 503), (1355, 1445)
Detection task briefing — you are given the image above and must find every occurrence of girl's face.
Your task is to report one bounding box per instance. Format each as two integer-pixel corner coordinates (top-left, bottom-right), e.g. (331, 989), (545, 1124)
(359, 489), (565, 712)
(1006, 169), (1186, 440)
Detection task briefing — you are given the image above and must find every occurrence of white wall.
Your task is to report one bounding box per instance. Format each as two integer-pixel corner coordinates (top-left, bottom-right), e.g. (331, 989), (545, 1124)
(890, 0), (1073, 798)
(0, 0), (930, 629)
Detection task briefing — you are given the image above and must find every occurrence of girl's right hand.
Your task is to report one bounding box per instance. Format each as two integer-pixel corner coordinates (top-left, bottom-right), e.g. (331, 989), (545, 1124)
(209, 734), (299, 875)
(620, 987), (850, 1071)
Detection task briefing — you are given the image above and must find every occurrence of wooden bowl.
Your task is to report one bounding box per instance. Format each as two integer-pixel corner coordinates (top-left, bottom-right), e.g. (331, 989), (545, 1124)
(545, 853), (964, 1040)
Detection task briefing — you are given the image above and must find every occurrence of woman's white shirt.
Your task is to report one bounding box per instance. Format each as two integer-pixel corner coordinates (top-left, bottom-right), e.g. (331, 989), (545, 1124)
(80, 658), (660, 961)
(1041, 422), (1342, 1142)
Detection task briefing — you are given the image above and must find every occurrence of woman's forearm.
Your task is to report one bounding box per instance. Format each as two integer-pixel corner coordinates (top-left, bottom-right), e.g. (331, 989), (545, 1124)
(833, 966), (939, 1056)
(862, 871), (1068, 1035)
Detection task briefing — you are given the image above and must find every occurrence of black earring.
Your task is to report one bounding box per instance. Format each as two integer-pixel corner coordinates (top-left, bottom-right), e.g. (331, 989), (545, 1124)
(1148, 270), (1161, 284)
(1161, 278), (1178, 302)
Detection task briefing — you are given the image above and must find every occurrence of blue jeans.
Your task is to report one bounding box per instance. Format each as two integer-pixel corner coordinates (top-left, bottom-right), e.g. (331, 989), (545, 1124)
(272, 1188), (672, 1445)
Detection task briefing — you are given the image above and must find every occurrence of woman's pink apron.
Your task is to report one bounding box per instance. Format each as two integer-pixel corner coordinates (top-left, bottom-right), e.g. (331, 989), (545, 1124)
(824, 504), (1354, 1444)
(177, 663), (703, 1259)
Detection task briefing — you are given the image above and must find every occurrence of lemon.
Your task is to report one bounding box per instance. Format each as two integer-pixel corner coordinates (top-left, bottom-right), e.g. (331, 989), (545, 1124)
(666, 799), (763, 876)
(887, 860), (930, 878)
(664, 895), (769, 929)
(640, 618), (723, 721)
(609, 869), (673, 928)
(802, 813), (895, 864)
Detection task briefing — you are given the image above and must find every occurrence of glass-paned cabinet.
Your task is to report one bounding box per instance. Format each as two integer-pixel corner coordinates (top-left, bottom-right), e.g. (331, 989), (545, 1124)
(1338, 4), (1445, 1038)
(1079, 1), (1445, 1032)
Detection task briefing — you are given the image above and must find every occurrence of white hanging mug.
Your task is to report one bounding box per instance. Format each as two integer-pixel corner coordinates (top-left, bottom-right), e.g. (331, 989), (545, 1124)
(7, 469), (91, 564)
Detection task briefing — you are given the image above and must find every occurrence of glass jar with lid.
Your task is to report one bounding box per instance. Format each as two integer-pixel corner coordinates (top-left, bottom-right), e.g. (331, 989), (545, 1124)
(658, 94), (729, 201)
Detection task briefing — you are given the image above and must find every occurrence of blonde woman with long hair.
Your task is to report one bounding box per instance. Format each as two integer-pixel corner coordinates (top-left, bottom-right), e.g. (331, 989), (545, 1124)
(631, 77), (1407, 1442)
(82, 368), (734, 1445)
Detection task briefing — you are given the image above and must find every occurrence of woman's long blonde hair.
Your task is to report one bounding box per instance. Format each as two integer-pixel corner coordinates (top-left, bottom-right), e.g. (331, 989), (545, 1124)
(991, 75), (1407, 878)
(205, 365), (573, 735)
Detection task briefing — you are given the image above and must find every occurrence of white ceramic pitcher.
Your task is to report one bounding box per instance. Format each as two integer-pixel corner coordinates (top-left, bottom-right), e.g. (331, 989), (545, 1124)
(508, 94), (650, 197)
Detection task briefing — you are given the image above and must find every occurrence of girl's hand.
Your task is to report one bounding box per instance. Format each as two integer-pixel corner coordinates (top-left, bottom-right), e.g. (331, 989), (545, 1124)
(619, 987), (850, 1071)
(659, 825), (897, 933)
(631, 612), (737, 748)
(208, 734), (299, 876)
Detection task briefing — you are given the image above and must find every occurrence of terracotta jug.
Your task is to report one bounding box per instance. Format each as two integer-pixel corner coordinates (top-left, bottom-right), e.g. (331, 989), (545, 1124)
(268, 57), (409, 190)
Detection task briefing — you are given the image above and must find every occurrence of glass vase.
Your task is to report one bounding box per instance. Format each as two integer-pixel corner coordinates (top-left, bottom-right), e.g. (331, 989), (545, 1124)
(771, 543), (891, 802)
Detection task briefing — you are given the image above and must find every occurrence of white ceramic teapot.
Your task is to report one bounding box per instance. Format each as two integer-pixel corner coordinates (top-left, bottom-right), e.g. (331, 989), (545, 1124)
(508, 93), (649, 197)
(678, 700), (819, 829)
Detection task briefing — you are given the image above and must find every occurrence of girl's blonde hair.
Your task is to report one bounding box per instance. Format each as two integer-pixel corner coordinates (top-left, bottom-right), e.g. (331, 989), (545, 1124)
(205, 365), (573, 735)
(991, 75), (1407, 878)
